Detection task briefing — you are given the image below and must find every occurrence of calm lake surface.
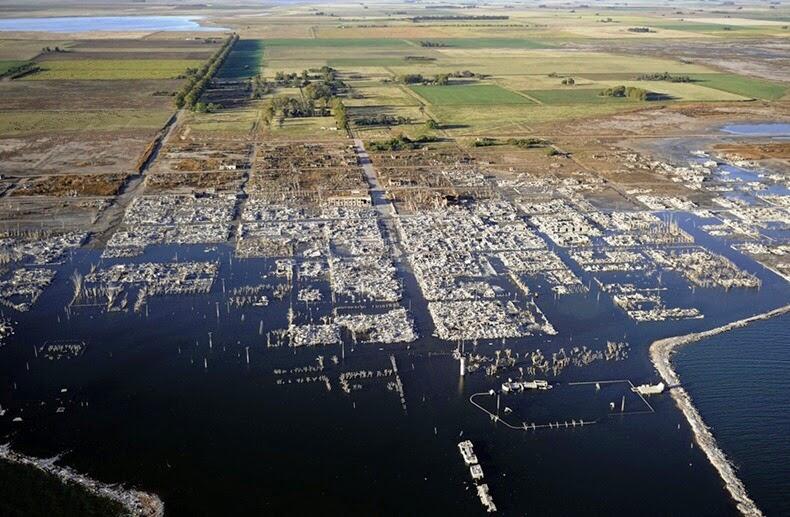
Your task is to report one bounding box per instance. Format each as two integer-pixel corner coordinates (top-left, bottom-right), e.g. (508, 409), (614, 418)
(0, 212), (787, 515)
(0, 16), (226, 32)
(675, 314), (790, 517)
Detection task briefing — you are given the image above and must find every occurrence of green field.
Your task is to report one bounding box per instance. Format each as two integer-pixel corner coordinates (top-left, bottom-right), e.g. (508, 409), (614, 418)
(264, 116), (347, 141)
(412, 38), (552, 49)
(0, 39), (71, 60)
(687, 73), (787, 100)
(217, 39), (264, 79)
(0, 60), (24, 75)
(329, 58), (414, 67)
(0, 109), (172, 134)
(525, 89), (633, 105)
(263, 38), (412, 48)
(27, 59), (203, 80)
(345, 84), (421, 107)
(187, 109), (259, 133)
(410, 84), (533, 105)
(430, 103), (638, 135)
(652, 23), (748, 32)
(575, 72), (785, 101)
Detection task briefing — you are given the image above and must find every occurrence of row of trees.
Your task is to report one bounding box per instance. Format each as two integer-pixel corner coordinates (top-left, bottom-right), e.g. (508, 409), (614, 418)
(354, 114), (411, 127)
(399, 71), (480, 86)
(368, 134), (438, 151)
(262, 96), (327, 122)
(175, 33), (238, 110)
(419, 41), (449, 48)
(636, 72), (692, 83)
(333, 99), (348, 130)
(274, 70), (310, 87)
(411, 15), (509, 22)
(600, 85), (652, 101)
(471, 137), (551, 149)
(1, 62), (40, 79)
(251, 73), (274, 99)
(398, 73), (449, 85)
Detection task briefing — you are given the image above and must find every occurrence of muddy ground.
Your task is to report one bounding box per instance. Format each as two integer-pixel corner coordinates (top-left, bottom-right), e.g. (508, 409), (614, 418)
(0, 131), (158, 176)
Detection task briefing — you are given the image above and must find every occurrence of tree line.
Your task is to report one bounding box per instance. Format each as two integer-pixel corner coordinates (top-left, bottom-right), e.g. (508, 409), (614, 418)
(636, 72), (692, 83)
(399, 71), (480, 86)
(368, 134), (438, 151)
(0, 62), (41, 80)
(600, 85), (652, 101)
(411, 15), (508, 22)
(175, 33), (238, 111)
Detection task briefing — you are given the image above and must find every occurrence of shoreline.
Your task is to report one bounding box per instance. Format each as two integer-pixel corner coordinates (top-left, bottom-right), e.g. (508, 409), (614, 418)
(0, 443), (164, 517)
(649, 304), (790, 517)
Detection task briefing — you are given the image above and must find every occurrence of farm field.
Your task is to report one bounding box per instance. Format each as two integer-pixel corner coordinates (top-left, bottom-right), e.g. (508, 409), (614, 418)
(410, 84), (533, 105)
(185, 109), (259, 134)
(69, 39), (221, 50)
(410, 38), (553, 49)
(0, 109), (173, 134)
(429, 103), (640, 136)
(261, 116), (347, 141)
(652, 22), (762, 33)
(264, 45), (427, 63)
(0, 39), (71, 59)
(577, 73), (787, 101)
(328, 58), (417, 68)
(614, 80), (750, 101)
(686, 73), (787, 101)
(0, 60), (23, 74)
(217, 39), (263, 79)
(423, 49), (714, 76)
(344, 85), (420, 107)
(0, 130), (160, 176)
(525, 89), (634, 105)
(0, 79), (181, 110)
(25, 58), (203, 80)
(262, 38), (414, 48)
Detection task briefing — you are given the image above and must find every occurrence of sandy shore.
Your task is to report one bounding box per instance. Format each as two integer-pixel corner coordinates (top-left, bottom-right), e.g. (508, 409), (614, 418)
(0, 443), (164, 517)
(650, 304), (790, 517)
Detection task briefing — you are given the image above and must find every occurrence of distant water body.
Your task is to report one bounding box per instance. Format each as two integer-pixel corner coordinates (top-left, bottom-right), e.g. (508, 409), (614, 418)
(0, 16), (227, 32)
(720, 123), (790, 137)
(674, 314), (790, 516)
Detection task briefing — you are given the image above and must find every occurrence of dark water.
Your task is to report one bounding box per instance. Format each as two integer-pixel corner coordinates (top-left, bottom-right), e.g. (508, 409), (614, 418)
(675, 314), (790, 517)
(0, 16), (226, 32)
(0, 223), (787, 515)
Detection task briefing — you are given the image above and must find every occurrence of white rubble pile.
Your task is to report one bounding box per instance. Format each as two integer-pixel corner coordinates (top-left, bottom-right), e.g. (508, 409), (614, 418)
(290, 323), (340, 347)
(0, 232), (86, 265)
(335, 308), (418, 343)
(0, 267), (56, 311)
(328, 255), (400, 302)
(428, 299), (545, 340)
(86, 261), (218, 295)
